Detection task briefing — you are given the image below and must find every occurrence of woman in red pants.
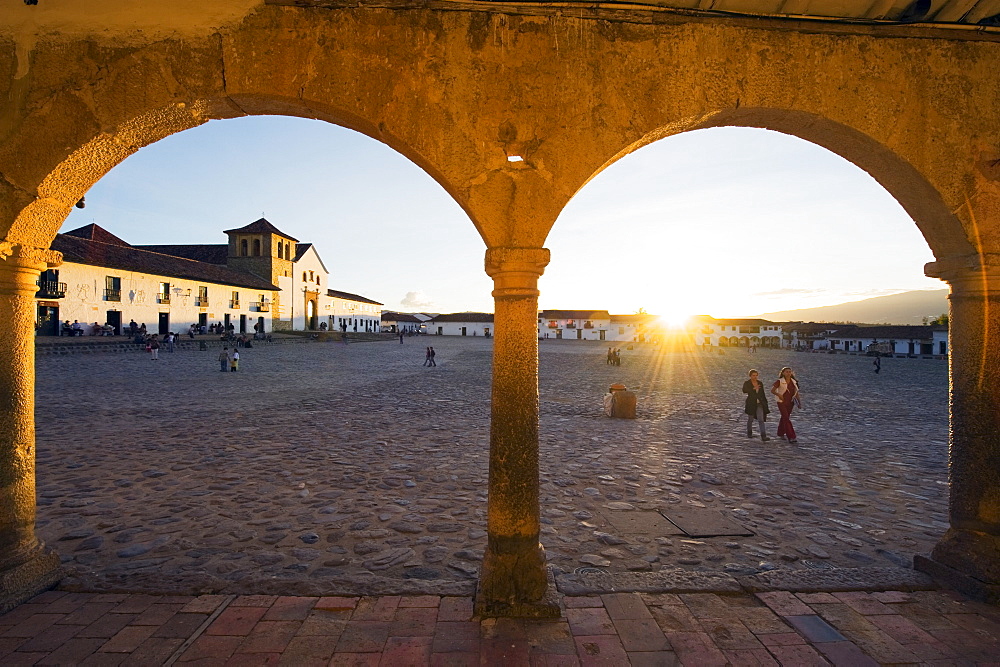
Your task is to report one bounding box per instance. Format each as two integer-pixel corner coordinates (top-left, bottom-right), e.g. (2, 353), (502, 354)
(770, 366), (800, 443)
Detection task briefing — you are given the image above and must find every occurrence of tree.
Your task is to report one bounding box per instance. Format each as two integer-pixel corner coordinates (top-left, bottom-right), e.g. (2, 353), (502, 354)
(933, 313), (949, 326)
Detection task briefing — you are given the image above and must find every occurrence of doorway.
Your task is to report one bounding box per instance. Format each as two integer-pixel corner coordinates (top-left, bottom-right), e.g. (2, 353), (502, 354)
(158, 313), (170, 335)
(105, 310), (121, 336)
(36, 304), (58, 336)
(256, 316), (265, 334)
(240, 314), (248, 334)
(224, 313), (231, 331)
(198, 313), (208, 330)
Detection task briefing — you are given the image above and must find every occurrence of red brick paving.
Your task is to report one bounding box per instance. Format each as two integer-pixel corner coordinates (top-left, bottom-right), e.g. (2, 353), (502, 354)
(1, 588), (999, 665)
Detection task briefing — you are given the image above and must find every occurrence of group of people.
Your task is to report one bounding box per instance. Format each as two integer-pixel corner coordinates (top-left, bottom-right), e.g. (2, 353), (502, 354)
(742, 366), (801, 444)
(218, 347), (240, 372)
(605, 347), (623, 366)
(423, 347), (437, 366)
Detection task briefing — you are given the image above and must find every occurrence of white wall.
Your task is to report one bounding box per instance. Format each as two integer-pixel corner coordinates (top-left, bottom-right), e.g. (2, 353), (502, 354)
(538, 318), (611, 341)
(432, 321), (493, 336)
(331, 297), (381, 333)
(291, 247), (328, 330)
(38, 261), (272, 335)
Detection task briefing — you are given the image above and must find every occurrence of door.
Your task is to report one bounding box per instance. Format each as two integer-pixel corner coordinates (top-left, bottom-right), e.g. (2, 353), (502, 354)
(36, 305), (58, 336)
(577, 329), (582, 340)
(198, 313), (208, 329)
(256, 316), (264, 334)
(105, 310), (121, 336)
(224, 313), (231, 331)
(437, 327), (443, 335)
(158, 312), (170, 335)
(461, 327), (467, 336)
(556, 329), (562, 339)
(599, 330), (605, 341)
(240, 314), (247, 334)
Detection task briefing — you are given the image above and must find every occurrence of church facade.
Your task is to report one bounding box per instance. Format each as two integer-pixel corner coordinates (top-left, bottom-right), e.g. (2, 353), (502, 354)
(35, 219), (380, 336)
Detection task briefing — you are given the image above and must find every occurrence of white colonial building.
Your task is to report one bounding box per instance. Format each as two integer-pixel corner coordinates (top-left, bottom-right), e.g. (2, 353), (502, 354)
(691, 316), (784, 348)
(429, 312), (494, 337)
(824, 325), (947, 356)
(328, 289), (382, 333)
(538, 310), (612, 341)
(36, 220), (380, 336)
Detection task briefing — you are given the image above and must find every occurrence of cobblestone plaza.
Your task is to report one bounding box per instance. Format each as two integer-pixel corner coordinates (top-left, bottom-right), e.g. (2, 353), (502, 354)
(33, 337), (949, 597)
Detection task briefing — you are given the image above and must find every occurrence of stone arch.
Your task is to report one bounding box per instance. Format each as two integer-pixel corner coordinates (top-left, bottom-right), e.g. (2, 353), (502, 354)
(558, 108), (973, 263)
(2, 95), (480, 252)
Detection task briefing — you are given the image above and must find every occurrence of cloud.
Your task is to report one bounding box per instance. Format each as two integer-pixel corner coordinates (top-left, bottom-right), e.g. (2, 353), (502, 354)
(400, 291), (435, 309)
(753, 288), (827, 297)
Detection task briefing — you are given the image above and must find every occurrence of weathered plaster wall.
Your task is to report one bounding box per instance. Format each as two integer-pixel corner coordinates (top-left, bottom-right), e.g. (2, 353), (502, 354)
(0, 4), (998, 261)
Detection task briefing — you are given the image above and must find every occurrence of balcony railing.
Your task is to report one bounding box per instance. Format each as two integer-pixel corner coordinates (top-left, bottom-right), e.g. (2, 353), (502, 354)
(158, 294), (171, 304)
(584, 322), (594, 329)
(230, 300), (240, 309)
(252, 302), (270, 312)
(36, 280), (66, 299)
(104, 288), (121, 302)
(196, 298), (209, 307)
(565, 322), (576, 329)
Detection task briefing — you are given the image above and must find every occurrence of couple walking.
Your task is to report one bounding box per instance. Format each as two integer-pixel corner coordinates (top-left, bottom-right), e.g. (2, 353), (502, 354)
(742, 367), (801, 444)
(423, 347), (437, 366)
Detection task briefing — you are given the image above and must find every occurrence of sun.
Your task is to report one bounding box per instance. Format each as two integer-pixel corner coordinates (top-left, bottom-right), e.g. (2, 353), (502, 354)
(657, 311), (693, 329)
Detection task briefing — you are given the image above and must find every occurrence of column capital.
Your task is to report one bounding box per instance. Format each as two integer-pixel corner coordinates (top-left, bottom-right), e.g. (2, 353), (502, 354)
(0, 242), (62, 270)
(485, 247), (550, 299)
(925, 254), (1000, 296)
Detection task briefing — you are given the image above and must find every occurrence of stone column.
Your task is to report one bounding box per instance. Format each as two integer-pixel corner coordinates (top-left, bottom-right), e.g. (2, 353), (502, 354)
(0, 242), (63, 613)
(476, 247), (559, 618)
(919, 256), (1000, 602)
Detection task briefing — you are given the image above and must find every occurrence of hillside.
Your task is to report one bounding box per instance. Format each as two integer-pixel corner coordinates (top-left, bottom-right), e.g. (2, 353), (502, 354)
(752, 289), (948, 325)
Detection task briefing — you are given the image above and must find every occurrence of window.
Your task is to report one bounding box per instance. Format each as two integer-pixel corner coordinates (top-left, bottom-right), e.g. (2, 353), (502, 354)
(253, 239), (262, 256)
(158, 282), (171, 304)
(230, 291), (240, 308)
(303, 272), (308, 281)
(285, 244), (291, 260)
(276, 241), (282, 257)
(240, 239), (248, 256)
(197, 286), (209, 307)
(315, 275), (320, 285)
(104, 276), (121, 302)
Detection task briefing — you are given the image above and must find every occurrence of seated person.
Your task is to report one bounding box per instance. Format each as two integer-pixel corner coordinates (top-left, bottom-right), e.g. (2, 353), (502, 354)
(61, 321), (73, 336)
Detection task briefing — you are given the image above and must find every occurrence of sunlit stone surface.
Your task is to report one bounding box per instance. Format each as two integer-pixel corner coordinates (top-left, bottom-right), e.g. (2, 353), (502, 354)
(32, 339), (950, 597)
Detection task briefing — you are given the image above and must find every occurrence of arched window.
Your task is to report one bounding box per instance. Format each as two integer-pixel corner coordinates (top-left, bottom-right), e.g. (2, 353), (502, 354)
(276, 241), (282, 257)
(240, 239), (248, 256)
(253, 239), (261, 256)
(286, 244), (292, 260)
(303, 271), (308, 281)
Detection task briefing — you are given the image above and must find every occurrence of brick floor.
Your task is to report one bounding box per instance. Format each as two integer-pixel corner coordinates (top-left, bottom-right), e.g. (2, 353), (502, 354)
(1, 588), (998, 664)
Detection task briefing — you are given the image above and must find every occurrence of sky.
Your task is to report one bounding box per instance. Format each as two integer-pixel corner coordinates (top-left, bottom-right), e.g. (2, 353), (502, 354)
(60, 116), (945, 319)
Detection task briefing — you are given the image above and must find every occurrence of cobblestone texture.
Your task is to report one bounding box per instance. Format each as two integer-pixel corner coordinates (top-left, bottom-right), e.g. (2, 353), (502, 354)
(33, 338), (948, 595)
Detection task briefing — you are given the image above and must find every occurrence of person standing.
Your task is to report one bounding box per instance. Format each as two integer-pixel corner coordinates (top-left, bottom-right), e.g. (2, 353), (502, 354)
(429, 347), (436, 366)
(606, 347), (613, 365)
(873, 355), (881, 374)
(770, 366), (800, 444)
(219, 346), (229, 372)
(424, 347), (432, 366)
(229, 348), (239, 372)
(149, 334), (160, 360)
(742, 369), (770, 442)
(164, 332), (175, 353)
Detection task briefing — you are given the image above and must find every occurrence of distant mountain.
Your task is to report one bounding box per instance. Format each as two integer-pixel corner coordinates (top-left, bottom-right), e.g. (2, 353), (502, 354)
(752, 289), (949, 325)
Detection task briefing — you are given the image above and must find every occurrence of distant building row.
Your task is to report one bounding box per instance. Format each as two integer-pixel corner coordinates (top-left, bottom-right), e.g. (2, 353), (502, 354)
(379, 310), (661, 342)
(691, 316), (949, 356)
(35, 220), (381, 336)
(382, 311), (949, 357)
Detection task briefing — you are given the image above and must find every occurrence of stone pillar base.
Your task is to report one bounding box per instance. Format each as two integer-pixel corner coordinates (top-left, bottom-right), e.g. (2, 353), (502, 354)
(475, 565), (561, 619)
(0, 547), (62, 614)
(914, 528), (1000, 604)
(915, 555), (1000, 604)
